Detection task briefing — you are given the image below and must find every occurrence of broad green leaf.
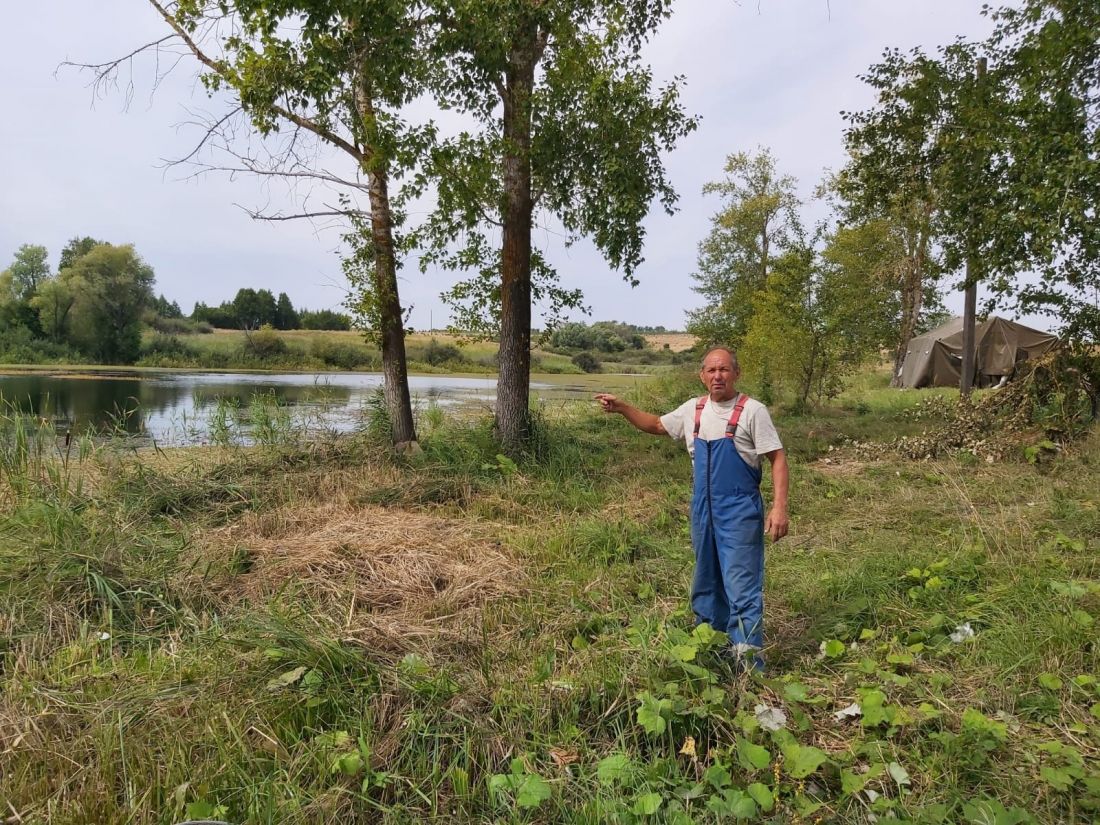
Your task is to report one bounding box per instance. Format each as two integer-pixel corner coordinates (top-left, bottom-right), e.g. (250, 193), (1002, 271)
(633, 792), (663, 816)
(596, 753), (632, 785)
(1070, 610), (1093, 628)
(312, 730), (351, 748)
(332, 751), (363, 776)
(266, 665), (307, 690)
(747, 782), (774, 811)
(783, 682), (809, 702)
(704, 763), (732, 790)
(692, 623), (722, 645)
(728, 792), (758, 819)
(888, 761), (911, 787)
(859, 689), (888, 726)
(736, 738), (772, 771)
(669, 644), (697, 662)
(515, 774), (552, 808)
(1038, 765), (1074, 792)
(841, 769), (868, 795)
(636, 692), (670, 736)
(823, 639), (846, 658)
(1038, 672), (1063, 691)
(781, 742), (829, 778)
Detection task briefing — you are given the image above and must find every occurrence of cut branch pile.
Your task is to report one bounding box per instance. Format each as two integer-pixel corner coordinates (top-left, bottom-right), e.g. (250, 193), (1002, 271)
(854, 349), (1099, 462)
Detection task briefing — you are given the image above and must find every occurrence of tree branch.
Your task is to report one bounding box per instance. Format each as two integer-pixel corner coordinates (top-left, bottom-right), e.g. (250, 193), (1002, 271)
(145, 0), (368, 164)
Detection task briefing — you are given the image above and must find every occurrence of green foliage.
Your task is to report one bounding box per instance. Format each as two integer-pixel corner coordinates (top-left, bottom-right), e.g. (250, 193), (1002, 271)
(62, 243), (156, 363)
(232, 287), (278, 329)
(687, 148), (801, 347)
(308, 336), (377, 370)
(740, 233), (891, 410)
(3, 366), (1099, 822)
(152, 293), (183, 319)
(58, 236), (102, 271)
(245, 324), (288, 360)
(299, 308), (352, 331)
(3, 244), (50, 301)
(274, 292), (299, 330)
(571, 351), (602, 374)
(420, 339), (465, 367)
(844, 0), (1100, 344)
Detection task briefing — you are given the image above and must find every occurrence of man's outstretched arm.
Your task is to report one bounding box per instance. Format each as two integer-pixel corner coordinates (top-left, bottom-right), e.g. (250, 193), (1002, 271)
(594, 393), (666, 435)
(764, 448), (789, 541)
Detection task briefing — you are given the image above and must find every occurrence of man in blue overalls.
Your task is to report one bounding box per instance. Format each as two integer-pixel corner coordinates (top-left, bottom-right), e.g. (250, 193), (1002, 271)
(596, 347), (789, 669)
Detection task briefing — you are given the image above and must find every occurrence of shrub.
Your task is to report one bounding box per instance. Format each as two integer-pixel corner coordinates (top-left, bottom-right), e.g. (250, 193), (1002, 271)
(309, 338), (378, 370)
(571, 351), (602, 373)
(0, 326), (85, 365)
(246, 325), (288, 359)
(140, 333), (197, 360)
(149, 315), (199, 335)
(422, 339), (466, 367)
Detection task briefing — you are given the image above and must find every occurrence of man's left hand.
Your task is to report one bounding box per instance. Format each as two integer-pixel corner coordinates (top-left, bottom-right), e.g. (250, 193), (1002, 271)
(765, 507), (789, 542)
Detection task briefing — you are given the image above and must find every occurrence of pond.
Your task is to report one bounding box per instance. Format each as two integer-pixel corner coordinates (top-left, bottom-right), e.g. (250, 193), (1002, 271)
(0, 369), (651, 446)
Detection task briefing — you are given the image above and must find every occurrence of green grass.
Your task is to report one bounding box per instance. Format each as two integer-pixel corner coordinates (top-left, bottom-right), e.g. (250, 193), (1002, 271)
(130, 329), (598, 376)
(0, 369), (1098, 823)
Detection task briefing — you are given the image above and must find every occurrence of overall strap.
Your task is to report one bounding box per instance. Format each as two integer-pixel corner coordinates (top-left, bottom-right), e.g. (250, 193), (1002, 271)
(692, 396), (707, 437)
(725, 393), (749, 438)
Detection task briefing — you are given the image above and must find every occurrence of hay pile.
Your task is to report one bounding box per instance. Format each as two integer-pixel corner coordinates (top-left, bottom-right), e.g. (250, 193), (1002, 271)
(209, 504), (523, 653)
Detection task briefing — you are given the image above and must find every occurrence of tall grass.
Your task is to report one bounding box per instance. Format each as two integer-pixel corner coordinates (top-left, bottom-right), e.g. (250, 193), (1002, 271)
(0, 377), (1097, 823)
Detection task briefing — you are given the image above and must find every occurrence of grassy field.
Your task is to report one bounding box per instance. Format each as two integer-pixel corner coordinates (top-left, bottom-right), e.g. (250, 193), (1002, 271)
(136, 329), (684, 376)
(0, 366), (1097, 823)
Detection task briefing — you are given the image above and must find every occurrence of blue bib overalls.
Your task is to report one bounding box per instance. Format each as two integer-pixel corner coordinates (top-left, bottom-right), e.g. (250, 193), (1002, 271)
(689, 394), (766, 664)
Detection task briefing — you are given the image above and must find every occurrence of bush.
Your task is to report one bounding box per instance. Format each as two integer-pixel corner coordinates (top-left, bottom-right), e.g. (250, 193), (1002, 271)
(245, 325), (288, 359)
(571, 351), (602, 373)
(309, 338), (378, 371)
(140, 333), (197, 360)
(0, 326), (85, 365)
(149, 315), (199, 335)
(421, 339), (466, 367)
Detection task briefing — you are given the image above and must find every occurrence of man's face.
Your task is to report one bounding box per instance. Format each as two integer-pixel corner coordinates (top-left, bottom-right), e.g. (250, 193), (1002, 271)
(699, 351), (739, 401)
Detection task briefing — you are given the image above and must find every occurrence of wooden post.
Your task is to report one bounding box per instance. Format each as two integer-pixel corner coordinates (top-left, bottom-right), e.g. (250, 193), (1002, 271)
(960, 56), (987, 398)
(961, 258), (977, 396)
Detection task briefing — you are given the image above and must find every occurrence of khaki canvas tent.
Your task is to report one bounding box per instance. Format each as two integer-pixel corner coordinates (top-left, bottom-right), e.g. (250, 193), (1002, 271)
(898, 316), (1058, 389)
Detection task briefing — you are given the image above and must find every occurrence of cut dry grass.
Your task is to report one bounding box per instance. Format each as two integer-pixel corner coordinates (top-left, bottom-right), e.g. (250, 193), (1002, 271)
(208, 503), (524, 655)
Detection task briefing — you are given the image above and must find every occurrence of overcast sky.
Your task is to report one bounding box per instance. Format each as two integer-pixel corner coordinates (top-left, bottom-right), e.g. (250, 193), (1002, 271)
(1, 1), (998, 331)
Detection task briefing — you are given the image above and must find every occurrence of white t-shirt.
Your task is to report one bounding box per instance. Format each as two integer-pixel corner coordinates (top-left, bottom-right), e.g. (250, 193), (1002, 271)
(660, 395), (783, 469)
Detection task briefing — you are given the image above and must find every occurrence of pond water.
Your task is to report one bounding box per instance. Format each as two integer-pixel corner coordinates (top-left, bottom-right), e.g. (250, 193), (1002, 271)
(0, 369), (648, 446)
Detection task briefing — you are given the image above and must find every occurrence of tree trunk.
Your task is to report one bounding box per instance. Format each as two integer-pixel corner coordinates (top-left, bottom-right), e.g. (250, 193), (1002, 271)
(496, 24), (538, 452)
(890, 224), (928, 387)
(355, 78), (417, 447)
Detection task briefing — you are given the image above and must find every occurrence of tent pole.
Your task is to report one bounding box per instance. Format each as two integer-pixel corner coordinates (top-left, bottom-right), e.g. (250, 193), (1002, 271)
(960, 56), (986, 399)
(961, 259), (977, 397)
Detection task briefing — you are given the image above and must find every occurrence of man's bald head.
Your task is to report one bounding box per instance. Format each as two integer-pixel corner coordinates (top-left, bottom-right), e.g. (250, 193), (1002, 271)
(700, 347), (739, 371)
(699, 347), (741, 401)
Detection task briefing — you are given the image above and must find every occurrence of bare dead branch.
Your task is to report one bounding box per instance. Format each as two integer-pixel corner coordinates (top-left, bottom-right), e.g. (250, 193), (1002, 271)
(165, 105), (244, 168)
(237, 205), (367, 222)
(146, 0), (368, 165)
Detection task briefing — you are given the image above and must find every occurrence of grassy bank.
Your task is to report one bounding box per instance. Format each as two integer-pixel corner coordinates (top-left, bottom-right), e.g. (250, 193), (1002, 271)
(131, 329), (686, 376)
(1, 368), (1097, 823)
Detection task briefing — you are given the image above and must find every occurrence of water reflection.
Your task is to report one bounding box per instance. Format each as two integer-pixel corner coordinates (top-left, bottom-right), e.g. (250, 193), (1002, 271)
(0, 370), (610, 445)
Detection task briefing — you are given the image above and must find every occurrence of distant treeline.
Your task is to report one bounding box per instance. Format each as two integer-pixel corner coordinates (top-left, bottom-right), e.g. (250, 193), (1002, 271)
(1, 238), (355, 366)
(191, 289), (352, 331)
